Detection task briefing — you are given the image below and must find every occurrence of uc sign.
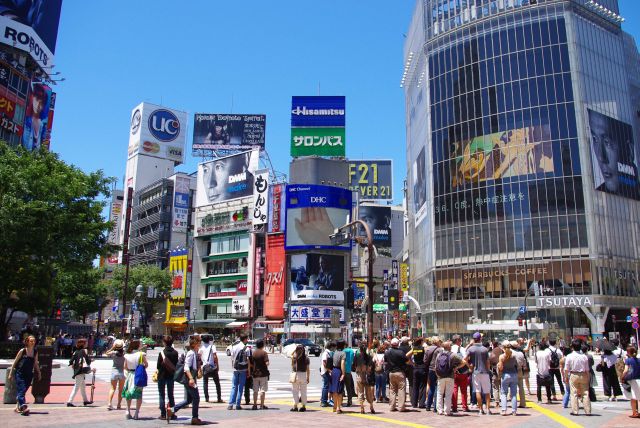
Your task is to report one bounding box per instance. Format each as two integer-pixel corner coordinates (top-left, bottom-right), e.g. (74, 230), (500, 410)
(149, 109), (180, 142)
(349, 160), (393, 200)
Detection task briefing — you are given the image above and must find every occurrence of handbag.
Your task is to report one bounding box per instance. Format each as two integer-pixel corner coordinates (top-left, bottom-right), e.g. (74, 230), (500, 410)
(595, 361), (603, 372)
(174, 359), (187, 385)
(134, 352), (148, 387)
(289, 372), (297, 383)
(152, 370), (159, 383)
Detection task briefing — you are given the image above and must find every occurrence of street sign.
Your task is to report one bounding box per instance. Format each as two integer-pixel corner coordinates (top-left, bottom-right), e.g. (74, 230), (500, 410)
(631, 307), (638, 314)
(519, 306), (526, 315)
(628, 315), (633, 322)
(633, 322), (640, 330)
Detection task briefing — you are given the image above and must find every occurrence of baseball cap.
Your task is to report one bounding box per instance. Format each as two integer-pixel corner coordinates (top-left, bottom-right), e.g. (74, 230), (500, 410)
(391, 338), (399, 347)
(400, 336), (410, 343)
(472, 332), (482, 340)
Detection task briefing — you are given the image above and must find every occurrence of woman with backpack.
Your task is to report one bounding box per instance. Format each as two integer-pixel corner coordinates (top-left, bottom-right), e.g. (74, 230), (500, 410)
(67, 338), (94, 407)
(122, 339), (148, 420)
(354, 341), (376, 414)
(105, 339), (126, 410)
(498, 341), (519, 416)
(8, 335), (41, 415)
(373, 342), (387, 402)
(620, 345), (640, 418)
(290, 344), (310, 412)
(157, 335), (179, 420)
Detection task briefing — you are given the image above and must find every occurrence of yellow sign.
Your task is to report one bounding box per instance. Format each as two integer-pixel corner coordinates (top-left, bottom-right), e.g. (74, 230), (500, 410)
(400, 263), (409, 292)
(167, 250), (188, 326)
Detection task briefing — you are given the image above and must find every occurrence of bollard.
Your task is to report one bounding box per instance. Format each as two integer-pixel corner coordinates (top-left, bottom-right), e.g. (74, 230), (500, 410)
(3, 369), (17, 404)
(31, 346), (53, 403)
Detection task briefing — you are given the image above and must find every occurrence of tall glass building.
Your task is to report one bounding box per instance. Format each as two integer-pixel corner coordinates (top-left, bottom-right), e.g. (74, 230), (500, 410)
(404, 0), (640, 341)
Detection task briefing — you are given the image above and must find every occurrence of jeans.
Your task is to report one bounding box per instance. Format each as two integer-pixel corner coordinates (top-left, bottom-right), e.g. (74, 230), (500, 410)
(321, 372), (331, 404)
(562, 381), (570, 408)
(229, 371), (247, 407)
(411, 366), (427, 407)
(203, 369), (221, 401)
(158, 378), (175, 416)
(15, 372), (32, 408)
(426, 370), (438, 411)
(375, 372), (387, 401)
(500, 373), (518, 413)
(175, 384), (199, 419)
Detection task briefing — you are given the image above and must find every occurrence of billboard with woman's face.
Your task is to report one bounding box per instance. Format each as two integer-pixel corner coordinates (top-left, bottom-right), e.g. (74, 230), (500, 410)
(196, 149), (259, 207)
(588, 109), (639, 200)
(21, 81), (52, 151)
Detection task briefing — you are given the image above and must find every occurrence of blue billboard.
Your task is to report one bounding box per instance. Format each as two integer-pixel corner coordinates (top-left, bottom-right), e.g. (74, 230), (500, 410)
(291, 96), (345, 127)
(285, 184), (352, 251)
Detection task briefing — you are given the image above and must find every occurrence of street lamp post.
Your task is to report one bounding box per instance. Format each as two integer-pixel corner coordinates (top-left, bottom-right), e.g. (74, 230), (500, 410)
(134, 284), (144, 337)
(331, 220), (375, 348)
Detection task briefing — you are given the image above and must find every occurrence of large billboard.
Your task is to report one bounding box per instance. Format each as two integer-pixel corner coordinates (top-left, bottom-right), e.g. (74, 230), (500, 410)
(449, 125), (554, 189)
(290, 95), (345, 157)
(358, 205), (391, 247)
(0, 0), (62, 67)
(21, 81), (52, 151)
(289, 305), (345, 323)
(172, 176), (190, 233)
(192, 113), (266, 155)
(264, 233), (285, 319)
(290, 253), (344, 302)
(588, 109), (639, 200)
(252, 169), (269, 228)
(285, 184), (352, 251)
(128, 102), (188, 164)
(268, 183), (285, 233)
(196, 149), (259, 207)
(349, 160), (393, 200)
(169, 249), (188, 299)
(413, 146), (427, 225)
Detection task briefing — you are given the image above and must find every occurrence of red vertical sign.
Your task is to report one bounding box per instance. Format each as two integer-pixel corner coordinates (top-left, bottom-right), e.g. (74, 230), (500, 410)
(264, 234), (285, 319)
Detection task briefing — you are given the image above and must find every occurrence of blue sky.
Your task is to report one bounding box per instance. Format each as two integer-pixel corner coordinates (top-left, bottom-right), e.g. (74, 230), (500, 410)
(50, 1), (640, 207)
(51, 1), (417, 205)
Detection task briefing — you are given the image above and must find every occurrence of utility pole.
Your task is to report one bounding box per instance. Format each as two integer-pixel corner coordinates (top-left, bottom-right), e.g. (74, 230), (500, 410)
(121, 187), (134, 337)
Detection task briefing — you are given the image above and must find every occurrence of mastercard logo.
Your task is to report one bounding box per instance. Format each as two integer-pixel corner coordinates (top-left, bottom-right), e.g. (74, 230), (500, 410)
(142, 141), (160, 154)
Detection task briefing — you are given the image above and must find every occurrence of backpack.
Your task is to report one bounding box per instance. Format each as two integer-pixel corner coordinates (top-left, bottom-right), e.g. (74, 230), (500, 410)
(324, 351), (334, 371)
(233, 345), (249, 370)
(549, 348), (560, 369)
(435, 351), (453, 378)
(374, 354), (384, 373)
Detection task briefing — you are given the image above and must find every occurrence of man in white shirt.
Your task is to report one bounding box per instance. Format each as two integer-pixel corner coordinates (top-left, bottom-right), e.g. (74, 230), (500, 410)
(547, 339), (564, 400)
(199, 335), (222, 403)
(320, 341), (336, 407)
(228, 335), (251, 410)
(535, 342), (552, 403)
(563, 339), (591, 416)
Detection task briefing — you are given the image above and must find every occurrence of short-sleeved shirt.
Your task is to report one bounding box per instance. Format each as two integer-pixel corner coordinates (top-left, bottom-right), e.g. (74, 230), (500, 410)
(333, 350), (346, 369)
(536, 348), (551, 376)
(424, 345), (442, 371)
(467, 344), (489, 374)
(412, 346), (425, 366)
(625, 356), (640, 380)
(344, 348), (355, 373)
(384, 347), (408, 373)
(437, 352), (462, 379)
(231, 342), (250, 372)
(124, 351), (144, 370)
(321, 349), (332, 375)
(564, 351), (589, 373)
(199, 343), (217, 367)
(252, 349), (269, 378)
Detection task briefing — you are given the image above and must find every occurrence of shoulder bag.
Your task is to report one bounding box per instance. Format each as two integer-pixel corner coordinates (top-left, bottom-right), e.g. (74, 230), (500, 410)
(203, 347), (216, 376)
(134, 352), (148, 387)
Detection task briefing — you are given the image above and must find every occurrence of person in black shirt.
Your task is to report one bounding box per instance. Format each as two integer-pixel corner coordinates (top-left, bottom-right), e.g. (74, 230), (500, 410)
(385, 338), (409, 412)
(407, 337), (427, 408)
(157, 335), (179, 420)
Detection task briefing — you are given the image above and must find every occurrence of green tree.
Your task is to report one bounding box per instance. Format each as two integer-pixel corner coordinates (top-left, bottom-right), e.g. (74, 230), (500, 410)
(0, 143), (116, 335)
(56, 267), (109, 324)
(106, 264), (172, 334)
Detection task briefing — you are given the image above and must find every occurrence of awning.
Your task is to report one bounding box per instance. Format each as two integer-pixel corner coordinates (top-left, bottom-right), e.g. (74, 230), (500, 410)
(192, 319), (235, 325)
(253, 318), (284, 325)
(163, 317), (187, 326)
(226, 321), (248, 328)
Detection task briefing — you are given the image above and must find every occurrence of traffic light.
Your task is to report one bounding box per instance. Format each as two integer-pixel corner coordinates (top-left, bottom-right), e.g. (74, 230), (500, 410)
(518, 318), (523, 327)
(388, 289), (399, 310)
(346, 287), (354, 309)
(612, 314), (617, 322)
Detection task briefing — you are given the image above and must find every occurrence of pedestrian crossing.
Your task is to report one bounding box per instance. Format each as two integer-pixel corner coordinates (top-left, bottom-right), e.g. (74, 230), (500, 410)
(74, 359), (323, 405)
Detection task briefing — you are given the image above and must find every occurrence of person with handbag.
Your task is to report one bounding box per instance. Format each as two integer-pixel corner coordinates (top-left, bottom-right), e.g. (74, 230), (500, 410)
(198, 335), (222, 403)
(289, 344), (310, 412)
(620, 345), (640, 418)
(157, 335), (179, 420)
(67, 338), (94, 407)
(8, 335), (41, 415)
(353, 341), (376, 414)
(168, 337), (204, 425)
(105, 339), (126, 410)
(122, 339), (148, 420)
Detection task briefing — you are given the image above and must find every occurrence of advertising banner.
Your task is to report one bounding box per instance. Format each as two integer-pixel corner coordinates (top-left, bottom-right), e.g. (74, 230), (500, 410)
(357, 205), (391, 247)
(195, 205), (251, 237)
(232, 297), (250, 317)
(0, 0), (61, 67)
(0, 63), (8, 87)
(400, 263), (409, 292)
(21, 81), (52, 151)
(264, 233), (285, 319)
(128, 102), (188, 164)
(192, 113), (266, 154)
(172, 176), (190, 233)
(349, 160), (393, 200)
(252, 169), (269, 228)
(107, 201), (123, 245)
(268, 183), (285, 233)
(0, 94), (15, 119)
(196, 149), (259, 207)
(169, 249), (188, 299)
(289, 305), (345, 323)
(588, 109), (639, 200)
(413, 146), (427, 226)
(290, 127), (345, 157)
(285, 184), (352, 251)
(291, 96), (345, 127)
(290, 253), (345, 302)
(41, 91), (55, 151)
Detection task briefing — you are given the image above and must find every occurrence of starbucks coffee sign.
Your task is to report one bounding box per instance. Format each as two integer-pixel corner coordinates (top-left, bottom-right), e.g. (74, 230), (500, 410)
(536, 295), (593, 309)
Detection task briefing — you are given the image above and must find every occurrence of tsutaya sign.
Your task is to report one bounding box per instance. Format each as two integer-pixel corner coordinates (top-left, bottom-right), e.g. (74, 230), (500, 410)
(536, 295), (593, 309)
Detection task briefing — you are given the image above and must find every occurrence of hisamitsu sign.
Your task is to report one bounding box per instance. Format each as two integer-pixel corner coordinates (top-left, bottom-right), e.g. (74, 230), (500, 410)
(536, 295), (593, 309)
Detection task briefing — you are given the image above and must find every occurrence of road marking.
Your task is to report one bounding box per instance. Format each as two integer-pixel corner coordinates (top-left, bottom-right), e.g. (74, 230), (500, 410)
(269, 399), (434, 428)
(527, 402), (584, 428)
